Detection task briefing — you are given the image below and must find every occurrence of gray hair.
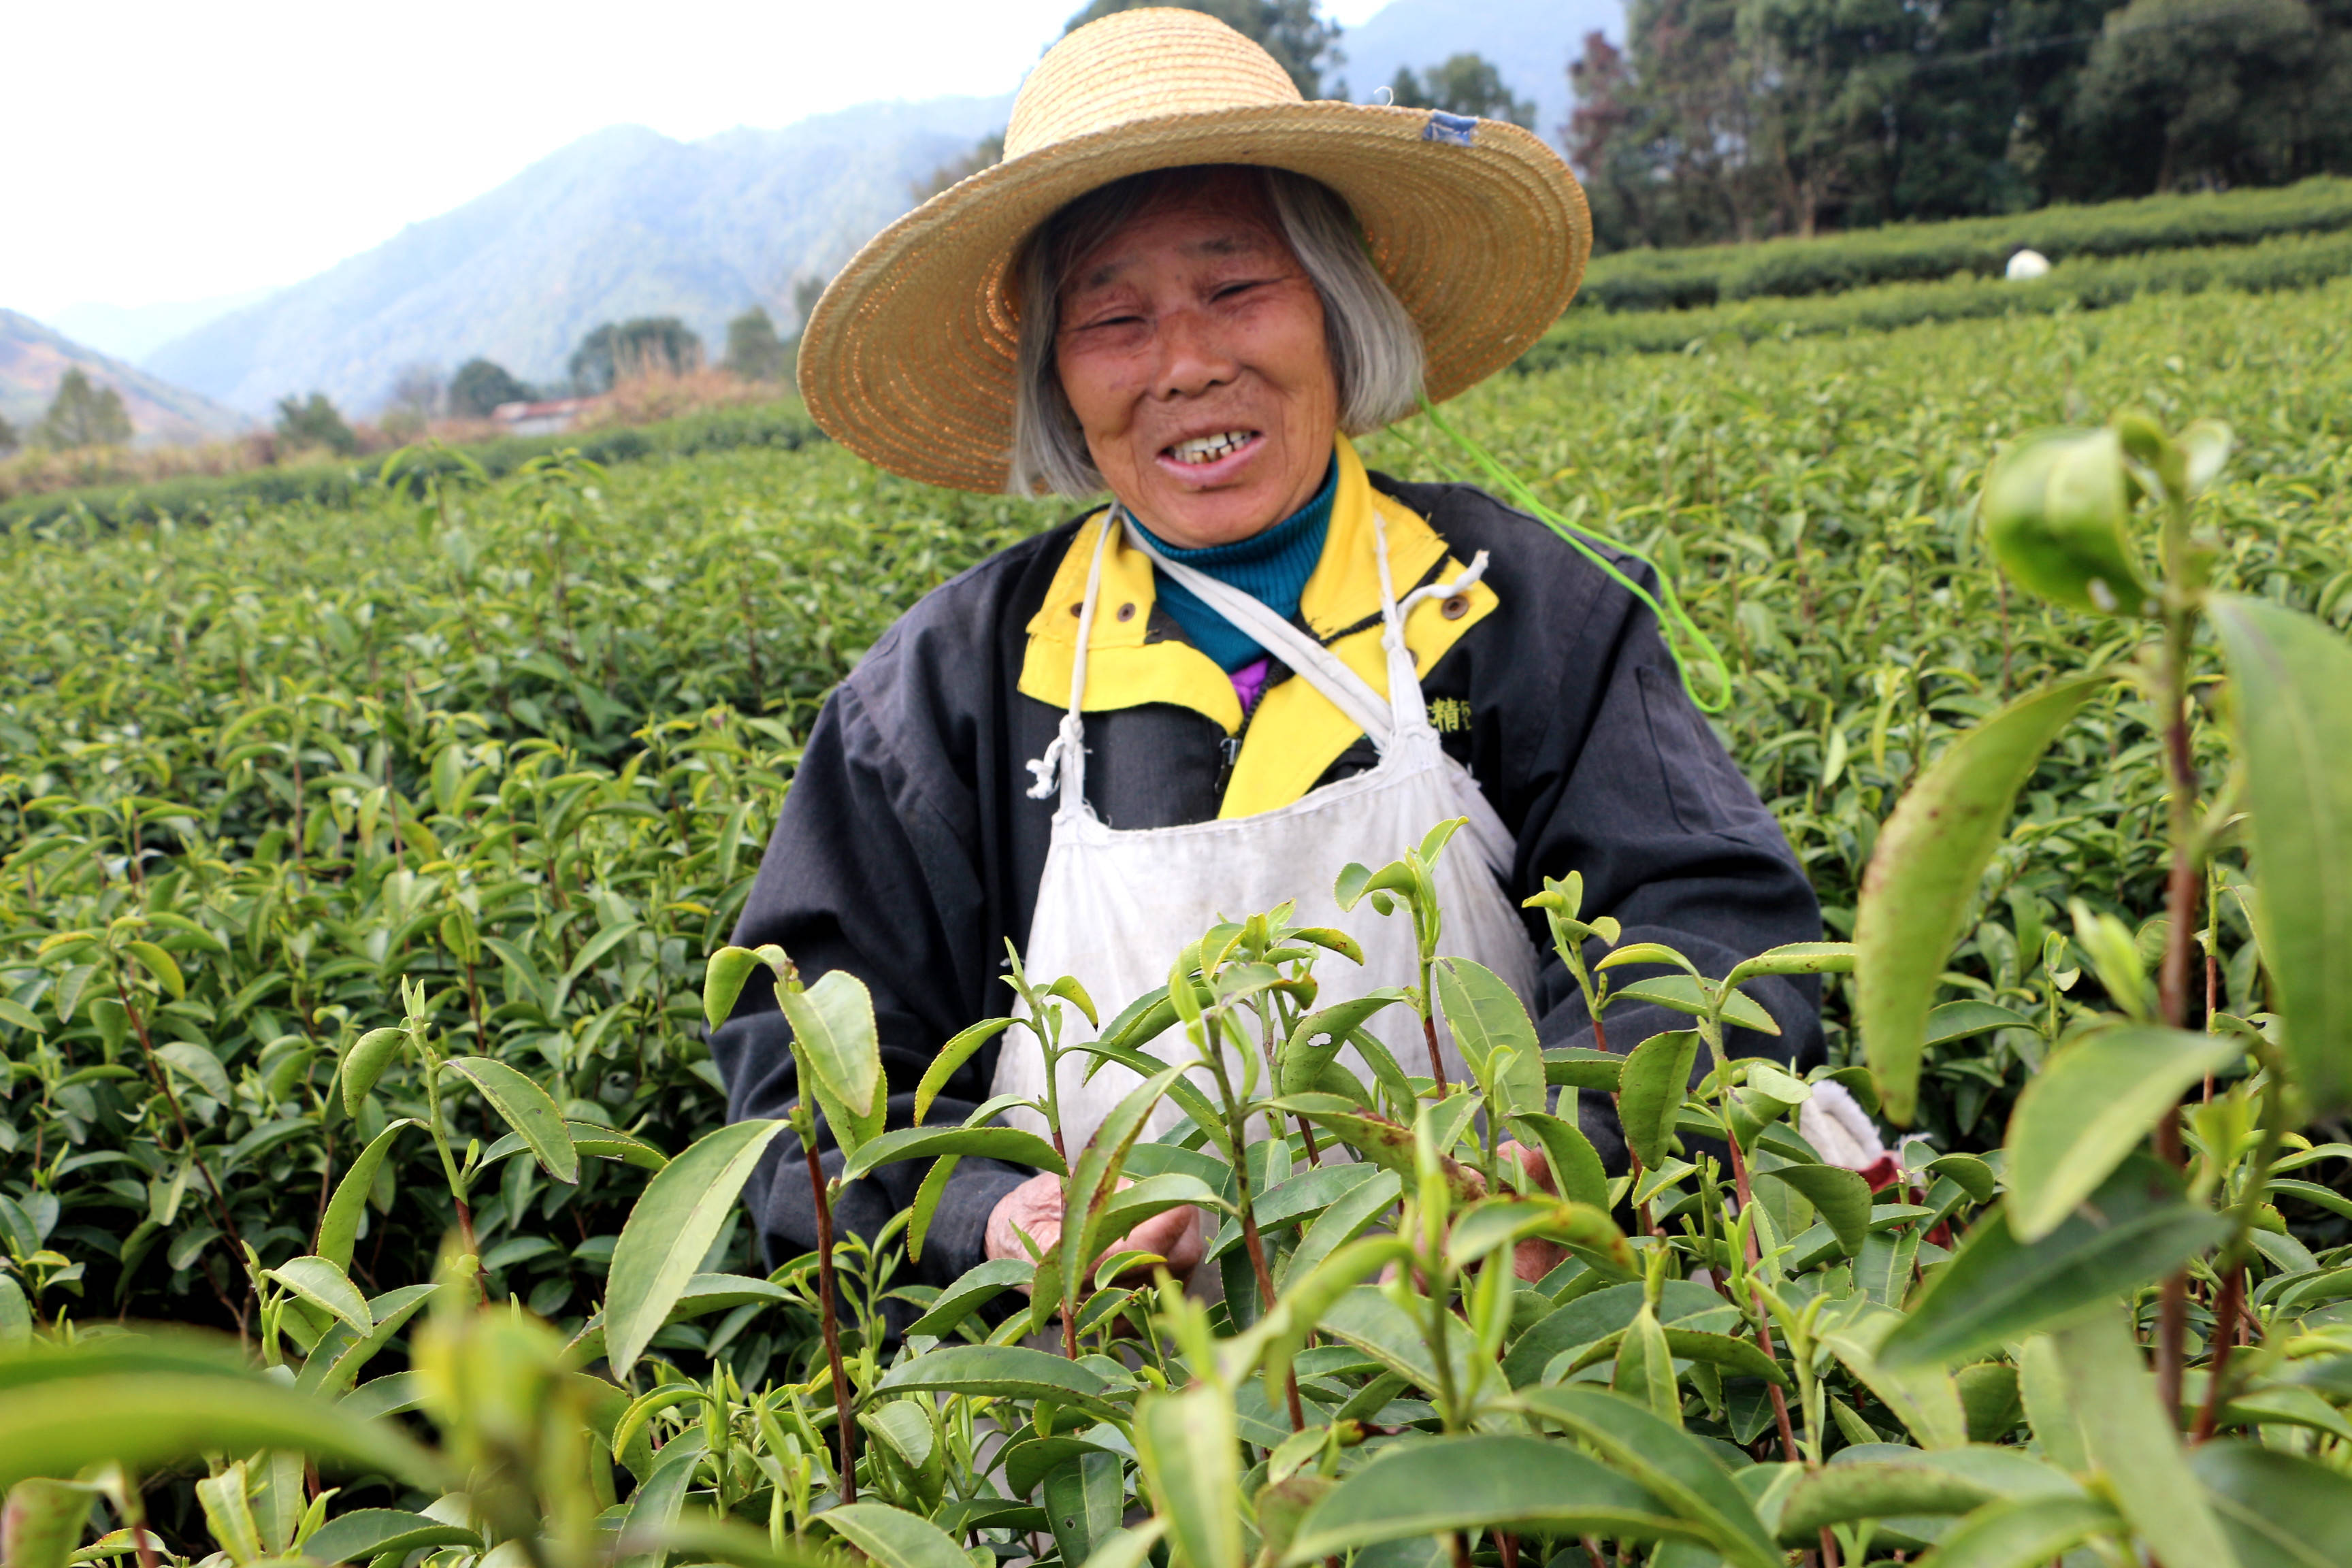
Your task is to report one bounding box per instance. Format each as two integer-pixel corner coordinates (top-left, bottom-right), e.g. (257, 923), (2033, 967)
(1007, 165), (1426, 499)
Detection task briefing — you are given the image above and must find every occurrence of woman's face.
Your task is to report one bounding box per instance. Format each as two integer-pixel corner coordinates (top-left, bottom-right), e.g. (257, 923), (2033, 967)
(1054, 174), (1340, 549)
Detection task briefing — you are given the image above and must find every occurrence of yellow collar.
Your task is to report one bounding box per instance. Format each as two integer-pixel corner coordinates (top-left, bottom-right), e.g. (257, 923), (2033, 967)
(1018, 435), (1497, 816)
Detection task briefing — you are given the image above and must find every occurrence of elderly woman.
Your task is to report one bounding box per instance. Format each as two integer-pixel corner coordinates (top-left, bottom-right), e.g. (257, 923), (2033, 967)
(711, 10), (1820, 1290)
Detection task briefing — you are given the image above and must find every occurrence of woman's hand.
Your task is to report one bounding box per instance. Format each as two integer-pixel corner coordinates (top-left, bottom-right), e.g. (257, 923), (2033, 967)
(984, 1171), (1205, 1286)
(1491, 1139), (1569, 1283)
(1381, 1141), (1569, 1286)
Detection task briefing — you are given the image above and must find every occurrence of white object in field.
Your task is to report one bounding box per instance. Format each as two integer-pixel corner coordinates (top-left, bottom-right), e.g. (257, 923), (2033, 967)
(1799, 1079), (1888, 1170)
(2006, 248), (2053, 280)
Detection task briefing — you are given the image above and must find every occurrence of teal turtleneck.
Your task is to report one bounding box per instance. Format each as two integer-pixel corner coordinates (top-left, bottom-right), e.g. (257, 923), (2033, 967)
(1132, 458), (1337, 672)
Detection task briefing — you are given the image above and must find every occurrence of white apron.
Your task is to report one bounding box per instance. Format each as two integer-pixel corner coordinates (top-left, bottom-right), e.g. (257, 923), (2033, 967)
(993, 504), (1542, 1152)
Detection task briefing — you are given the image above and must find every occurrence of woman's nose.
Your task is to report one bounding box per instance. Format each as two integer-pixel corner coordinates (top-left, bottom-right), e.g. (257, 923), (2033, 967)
(1152, 306), (1237, 400)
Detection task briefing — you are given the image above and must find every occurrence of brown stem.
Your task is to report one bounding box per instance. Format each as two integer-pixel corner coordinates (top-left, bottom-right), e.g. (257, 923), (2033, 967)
(1293, 1113), (1324, 1166)
(119, 979), (245, 1264)
(1422, 1011), (1450, 1096)
(1498, 1531), (1518, 1568)
(804, 1141), (857, 1502)
(1818, 1525), (1842, 1567)
(118, 1475), (161, 1568)
(2191, 1266), (2245, 1444)
(1447, 1533), (1472, 1568)
(1727, 1131), (1803, 1463)
(1239, 1199), (1307, 1430)
(2153, 646), (2201, 1418)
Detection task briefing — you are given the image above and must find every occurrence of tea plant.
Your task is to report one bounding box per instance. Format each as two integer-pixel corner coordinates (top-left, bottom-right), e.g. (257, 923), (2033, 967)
(3, 283), (2352, 1568)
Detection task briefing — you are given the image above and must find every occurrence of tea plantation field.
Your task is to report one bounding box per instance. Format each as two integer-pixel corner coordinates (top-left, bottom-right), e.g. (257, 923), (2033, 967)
(2, 277), (2347, 1349)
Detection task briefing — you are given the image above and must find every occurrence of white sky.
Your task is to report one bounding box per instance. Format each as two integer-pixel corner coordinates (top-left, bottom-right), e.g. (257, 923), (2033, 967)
(5, 0), (1392, 321)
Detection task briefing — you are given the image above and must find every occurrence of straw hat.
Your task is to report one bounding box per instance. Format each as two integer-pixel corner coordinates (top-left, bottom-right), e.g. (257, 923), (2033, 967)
(795, 7), (1591, 495)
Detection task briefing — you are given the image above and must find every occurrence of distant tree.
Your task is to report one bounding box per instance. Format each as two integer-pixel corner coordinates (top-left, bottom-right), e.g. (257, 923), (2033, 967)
(275, 392), (359, 457)
(723, 308), (791, 382)
(914, 131), (1006, 201)
(387, 363), (444, 421)
(791, 276), (830, 333)
(36, 368), (135, 450)
(448, 359), (532, 419)
(2073, 0), (2348, 191)
(0, 412), (18, 458)
(570, 317), (704, 395)
(1567, 5), (1774, 250)
(1386, 53), (1533, 127)
(1061, 0), (1341, 98)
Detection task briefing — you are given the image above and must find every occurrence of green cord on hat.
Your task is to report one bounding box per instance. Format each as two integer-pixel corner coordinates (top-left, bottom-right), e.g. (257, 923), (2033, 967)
(1390, 396), (1734, 715)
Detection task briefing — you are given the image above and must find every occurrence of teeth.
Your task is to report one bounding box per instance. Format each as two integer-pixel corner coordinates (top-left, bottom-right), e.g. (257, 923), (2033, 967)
(1169, 430), (1254, 464)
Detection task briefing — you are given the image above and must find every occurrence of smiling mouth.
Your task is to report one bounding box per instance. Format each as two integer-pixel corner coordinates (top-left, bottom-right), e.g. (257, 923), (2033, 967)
(1164, 429), (1259, 466)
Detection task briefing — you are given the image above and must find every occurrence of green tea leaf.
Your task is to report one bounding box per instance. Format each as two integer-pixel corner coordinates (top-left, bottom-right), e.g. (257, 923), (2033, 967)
(2004, 1025), (2240, 1241)
(2210, 595), (2352, 1115)
(1612, 976), (1780, 1035)
(905, 1258), (1034, 1338)
(299, 1509), (480, 1565)
(604, 1118), (788, 1375)
(874, 1345), (1126, 1422)
(813, 1504), (970, 1568)
(440, 1056), (578, 1185)
(1, 1478), (99, 1568)
(913, 1017), (1013, 1126)
(1434, 958), (1544, 1117)
(1281, 1435), (1695, 1564)
(1925, 1001), (2037, 1048)
(1514, 1385), (1781, 1568)
(1507, 1110), (1610, 1210)
(263, 1256), (372, 1334)
(1276, 1169), (1403, 1288)
(2052, 1303), (2239, 1568)
(1822, 1304), (1967, 1449)
(1880, 1156), (2226, 1369)
(1134, 1383), (1242, 1568)
(1910, 1494), (2123, 1568)
(1280, 992), (1407, 1097)
(0, 1366), (441, 1490)
(316, 1121), (413, 1271)
(701, 947), (765, 1030)
(780, 968), (883, 1142)
(1981, 427), (2155, 617)
(1725, 942), (1858, 984)
(1758, 1164), (1874, 1257)
(339, 1028), (407, 1116)
(1856, 673), (2109, 1124)
(1043, 1450), (1123, 1568)
(0, 1276), (29, 1352)
(1062, 1065), (1185, 1325)
(2191, 1441), (2352, 1568)
(155, 1041), (230, 1105)
(1542, 1047), (1624, 1091)
(1619, 1030), (1700, 1171)
(838, 1124), (1064, 1183)
(124, 941), (184, 999)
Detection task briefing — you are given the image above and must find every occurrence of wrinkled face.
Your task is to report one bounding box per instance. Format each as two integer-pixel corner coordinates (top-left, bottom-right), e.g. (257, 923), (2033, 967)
(1053, 173), (1339, 549)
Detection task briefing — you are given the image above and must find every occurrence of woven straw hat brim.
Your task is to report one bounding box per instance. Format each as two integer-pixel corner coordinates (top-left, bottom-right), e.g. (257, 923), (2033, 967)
(797, 99), (1590, 495)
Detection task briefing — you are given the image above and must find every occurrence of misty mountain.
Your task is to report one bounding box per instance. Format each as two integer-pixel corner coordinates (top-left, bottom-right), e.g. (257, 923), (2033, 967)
(1, 310), (249, 445)
(1339, 0), (1622, 141)
(50, 289), (278, 367)
(146, 96), (1012, 416)
(141, 0), (1626, 421)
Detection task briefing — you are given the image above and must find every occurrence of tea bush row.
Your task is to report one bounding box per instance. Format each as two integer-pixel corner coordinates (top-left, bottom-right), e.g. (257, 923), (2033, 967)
(1581, 174), (2352, 312)
(1529, 232), (2352, 366)
(1, 281), (2347, 1348)
(0, 401), (823, 535)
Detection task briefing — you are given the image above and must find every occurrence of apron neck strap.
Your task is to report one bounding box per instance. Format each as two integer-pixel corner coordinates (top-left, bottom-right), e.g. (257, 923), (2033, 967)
(1122, 510), (1398, 749)
(1024, 513), (1117, 809)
